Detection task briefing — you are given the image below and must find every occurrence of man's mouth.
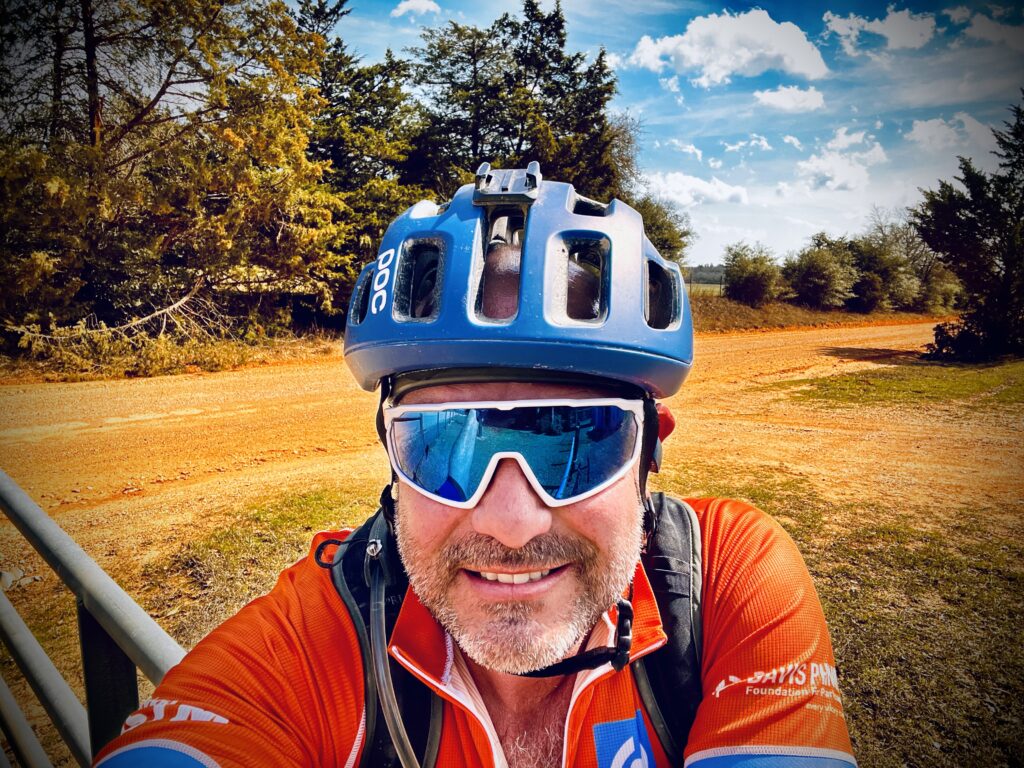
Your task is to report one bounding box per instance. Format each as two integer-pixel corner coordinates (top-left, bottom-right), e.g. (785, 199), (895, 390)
(465, 564), (568, 584)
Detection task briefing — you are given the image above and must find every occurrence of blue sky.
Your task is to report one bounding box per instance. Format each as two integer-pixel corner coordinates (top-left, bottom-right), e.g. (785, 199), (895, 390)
(335, 1), (1024, 264)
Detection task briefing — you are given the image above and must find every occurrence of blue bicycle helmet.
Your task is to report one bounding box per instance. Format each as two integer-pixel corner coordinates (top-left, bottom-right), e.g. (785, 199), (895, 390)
(343, 163), (693, 399)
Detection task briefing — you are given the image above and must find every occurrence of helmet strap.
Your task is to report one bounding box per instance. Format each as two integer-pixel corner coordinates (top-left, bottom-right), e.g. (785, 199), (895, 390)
(517, 596), (634, 678)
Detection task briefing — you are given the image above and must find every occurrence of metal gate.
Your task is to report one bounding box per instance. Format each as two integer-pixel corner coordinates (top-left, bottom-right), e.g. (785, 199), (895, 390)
(0, 471), (185, 766)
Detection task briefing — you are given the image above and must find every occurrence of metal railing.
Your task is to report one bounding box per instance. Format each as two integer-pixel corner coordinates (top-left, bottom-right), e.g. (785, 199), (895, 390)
(0, 470), (186, 766)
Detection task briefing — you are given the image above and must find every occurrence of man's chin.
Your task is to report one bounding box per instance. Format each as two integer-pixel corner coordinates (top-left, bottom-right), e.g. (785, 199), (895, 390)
(452, 615), (586, 675)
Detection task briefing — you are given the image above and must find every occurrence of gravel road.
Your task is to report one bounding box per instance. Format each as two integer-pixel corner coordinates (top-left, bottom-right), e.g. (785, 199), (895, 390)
(1, 321), (1021, 566)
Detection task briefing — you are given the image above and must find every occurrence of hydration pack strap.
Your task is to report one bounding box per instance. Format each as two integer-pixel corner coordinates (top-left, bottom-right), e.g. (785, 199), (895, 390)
(366, 513), (421, 768)
(329, 506), (442, 768)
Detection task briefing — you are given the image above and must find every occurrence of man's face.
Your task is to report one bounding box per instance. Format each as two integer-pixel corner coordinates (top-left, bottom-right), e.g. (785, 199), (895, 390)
(393, 380), (645, 675)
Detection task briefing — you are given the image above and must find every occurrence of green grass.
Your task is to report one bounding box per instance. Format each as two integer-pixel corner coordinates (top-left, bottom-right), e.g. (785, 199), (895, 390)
(141, 489), (376, 646)
(689, 293), (939, 333)
(687, 282), (722, 296)
(773, 359), (1024, 407)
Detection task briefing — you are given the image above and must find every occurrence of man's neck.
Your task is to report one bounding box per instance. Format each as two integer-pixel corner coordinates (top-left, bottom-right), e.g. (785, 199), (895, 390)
(464, 656), (576, 768)
(466, 656), (576, 715)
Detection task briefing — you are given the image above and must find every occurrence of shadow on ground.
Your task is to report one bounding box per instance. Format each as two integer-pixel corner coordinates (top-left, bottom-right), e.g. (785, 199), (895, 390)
(818, 347), (922, 364)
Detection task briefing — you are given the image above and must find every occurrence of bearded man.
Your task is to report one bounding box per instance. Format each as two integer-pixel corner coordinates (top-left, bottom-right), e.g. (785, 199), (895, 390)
(96, 165), (857, 768)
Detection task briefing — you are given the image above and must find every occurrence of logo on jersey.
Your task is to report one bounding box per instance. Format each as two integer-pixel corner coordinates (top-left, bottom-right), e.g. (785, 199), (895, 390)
(711, 660), (845, 711)
(593, 710), (654, 768)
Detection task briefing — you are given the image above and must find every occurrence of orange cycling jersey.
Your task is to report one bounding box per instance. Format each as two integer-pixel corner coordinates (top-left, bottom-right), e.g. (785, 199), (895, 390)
(95, 498), (857, 767)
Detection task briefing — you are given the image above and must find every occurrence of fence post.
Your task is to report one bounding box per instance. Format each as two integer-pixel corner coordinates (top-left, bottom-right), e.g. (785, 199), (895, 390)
(77, 600), (138, 759)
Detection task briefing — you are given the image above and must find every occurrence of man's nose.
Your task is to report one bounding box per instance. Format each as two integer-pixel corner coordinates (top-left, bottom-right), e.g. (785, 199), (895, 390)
(471, 458), (552, 549)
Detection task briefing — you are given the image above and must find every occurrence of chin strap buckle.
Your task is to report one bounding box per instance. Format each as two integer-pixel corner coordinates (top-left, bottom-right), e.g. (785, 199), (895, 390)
(611, 598), (634, 671)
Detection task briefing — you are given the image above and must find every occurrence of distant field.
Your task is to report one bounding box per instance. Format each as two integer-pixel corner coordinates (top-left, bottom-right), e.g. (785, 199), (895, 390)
(687, 281), (722, 296)
(772, 359), (1024, 407)
(689, 293), (943, 333)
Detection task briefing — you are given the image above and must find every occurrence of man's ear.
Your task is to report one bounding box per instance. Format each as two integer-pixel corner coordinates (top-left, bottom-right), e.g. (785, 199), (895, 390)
(656, 402), (676, 442)
(647, 403), (676, 475)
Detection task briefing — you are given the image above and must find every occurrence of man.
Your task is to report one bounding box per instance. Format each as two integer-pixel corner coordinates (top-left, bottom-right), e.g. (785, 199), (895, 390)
(95, 165), (857, 767)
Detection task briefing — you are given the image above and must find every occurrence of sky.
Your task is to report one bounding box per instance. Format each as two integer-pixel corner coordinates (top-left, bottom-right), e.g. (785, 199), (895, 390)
(334, 0), (1024, 264)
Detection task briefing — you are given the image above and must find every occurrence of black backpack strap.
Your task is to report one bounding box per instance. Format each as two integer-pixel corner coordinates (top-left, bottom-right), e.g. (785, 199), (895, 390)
(330, 508), (444, 768)
(635, 493), (703, 763)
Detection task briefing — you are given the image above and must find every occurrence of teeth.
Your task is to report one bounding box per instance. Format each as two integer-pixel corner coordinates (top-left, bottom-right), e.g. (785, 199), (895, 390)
(478, 569), (551, 583)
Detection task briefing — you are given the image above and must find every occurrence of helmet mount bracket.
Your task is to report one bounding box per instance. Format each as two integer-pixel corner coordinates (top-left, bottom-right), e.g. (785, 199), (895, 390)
(473, 161), (542, 207)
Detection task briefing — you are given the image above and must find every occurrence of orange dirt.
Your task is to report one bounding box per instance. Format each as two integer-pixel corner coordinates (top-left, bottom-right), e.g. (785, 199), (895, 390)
(1, 321), (1021, 574)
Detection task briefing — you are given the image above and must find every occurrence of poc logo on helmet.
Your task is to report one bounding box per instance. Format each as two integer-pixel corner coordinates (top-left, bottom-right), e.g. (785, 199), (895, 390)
(370, 248), (395, 315)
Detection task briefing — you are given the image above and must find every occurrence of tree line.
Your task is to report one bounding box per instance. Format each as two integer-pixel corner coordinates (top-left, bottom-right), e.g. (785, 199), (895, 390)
(720, 96), (1022, 360)
(0, 0), (690, 352)
(1, 0), (1019, 363)
(720, 207), (958, 314)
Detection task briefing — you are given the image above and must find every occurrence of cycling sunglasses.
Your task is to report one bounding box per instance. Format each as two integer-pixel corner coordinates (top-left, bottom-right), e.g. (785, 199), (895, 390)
(383, 398), (645, 509)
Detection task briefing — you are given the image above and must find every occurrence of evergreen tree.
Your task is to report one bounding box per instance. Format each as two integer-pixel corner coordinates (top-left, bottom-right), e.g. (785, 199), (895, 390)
(1, 0), (346, 336)
(293, 0), (425, 288)
(405, 0), (624, 201)
(912, 94), (1024, 358)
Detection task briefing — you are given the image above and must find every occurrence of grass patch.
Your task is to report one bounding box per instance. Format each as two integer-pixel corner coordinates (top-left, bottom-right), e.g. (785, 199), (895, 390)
(0, 332), (342, 383)
(773, 359), (1024, 407)
(142, 488), (376, 646)
(687, 282), (723, 296)
(652, 466), (1024, 768)
(689, 294), (940, 333)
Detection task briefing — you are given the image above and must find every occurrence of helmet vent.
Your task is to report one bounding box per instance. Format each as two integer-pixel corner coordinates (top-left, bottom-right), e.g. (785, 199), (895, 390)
(349, 268), (373, 326)
(571, 193), (609, 217)
(486, 207), (526, 246)
(393, 238), (444, 321)
(645, 260), (680, 330)
(563, 236), (608, 322)
(476, 242), (521, 322)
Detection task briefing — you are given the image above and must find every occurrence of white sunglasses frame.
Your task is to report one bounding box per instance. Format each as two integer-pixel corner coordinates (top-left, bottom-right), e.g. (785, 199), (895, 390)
(383, 398), (646, 509)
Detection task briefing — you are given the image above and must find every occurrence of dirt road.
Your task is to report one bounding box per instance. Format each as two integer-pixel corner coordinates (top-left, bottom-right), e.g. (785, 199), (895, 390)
(1, 321), (1021, 570)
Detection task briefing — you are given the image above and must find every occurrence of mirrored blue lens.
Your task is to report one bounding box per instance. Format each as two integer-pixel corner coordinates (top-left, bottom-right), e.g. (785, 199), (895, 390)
(388, 404), (639, 503)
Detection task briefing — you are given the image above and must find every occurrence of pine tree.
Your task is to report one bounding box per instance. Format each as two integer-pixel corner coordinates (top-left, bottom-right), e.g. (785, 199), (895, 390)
(0, 0), (346, 337)
(912, 93), (1024, 358)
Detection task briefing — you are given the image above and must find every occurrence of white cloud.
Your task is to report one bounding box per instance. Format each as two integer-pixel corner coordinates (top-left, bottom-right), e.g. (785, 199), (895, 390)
(659, 75), (680, 92)
(646, 171), (749, 207)
(628, 10), (827, 87)
(723, 133), (773, 153)
(708, 157), (723, 169)
(390, 0), (440, 18)
(669, 140), (702, 162)
(753, 85), (825, 112)
(905, 117), (961, 150)
(964, 15), (1024, 52)
(822, 11), (865, 56)
(827, 127), (866, 150)
(943, 6), (971, 24)
(988, 5), (1010, 18)
(905, 112), (998, 156)
(606, 52), (625, 70)
(875, 119), (884, 129)
(783, 134), (804, 151)
(798, 128), (887, 191)
(955, 111), (997, 155)
(824, 8), (936, 55)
